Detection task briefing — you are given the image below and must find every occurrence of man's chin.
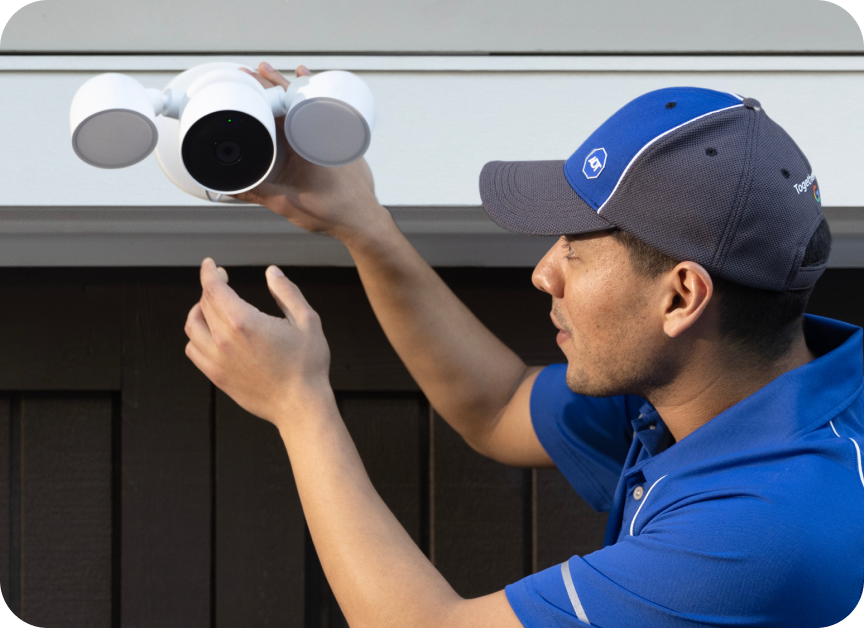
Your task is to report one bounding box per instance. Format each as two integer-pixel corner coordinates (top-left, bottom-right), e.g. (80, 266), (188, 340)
(566, 368), (611, 398)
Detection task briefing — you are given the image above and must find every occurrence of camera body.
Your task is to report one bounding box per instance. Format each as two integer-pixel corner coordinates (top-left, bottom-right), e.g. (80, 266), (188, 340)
(69, 62), (376, 202)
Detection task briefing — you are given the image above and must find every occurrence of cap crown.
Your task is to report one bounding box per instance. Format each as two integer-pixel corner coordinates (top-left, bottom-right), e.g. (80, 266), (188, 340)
(563, 87), (825, 291)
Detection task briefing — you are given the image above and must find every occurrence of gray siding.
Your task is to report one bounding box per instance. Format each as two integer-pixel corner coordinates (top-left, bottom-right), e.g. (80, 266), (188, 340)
(2, 0), (862, 53)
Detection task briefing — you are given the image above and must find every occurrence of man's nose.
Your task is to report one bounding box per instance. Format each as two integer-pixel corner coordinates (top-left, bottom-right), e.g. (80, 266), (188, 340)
(532, 240), (565, 299)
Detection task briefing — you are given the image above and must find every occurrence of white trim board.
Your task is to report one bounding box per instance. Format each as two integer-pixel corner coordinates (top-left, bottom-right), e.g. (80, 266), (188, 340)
(3, 65), (864, 208)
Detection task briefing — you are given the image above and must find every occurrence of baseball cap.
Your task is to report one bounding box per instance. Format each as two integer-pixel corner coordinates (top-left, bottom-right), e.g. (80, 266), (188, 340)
(479, 87), (826, 291)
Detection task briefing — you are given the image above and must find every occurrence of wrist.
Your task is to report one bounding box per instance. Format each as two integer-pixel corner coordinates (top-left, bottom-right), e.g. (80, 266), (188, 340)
(272, 379), (338, 438)
(337, 200), (398, 254)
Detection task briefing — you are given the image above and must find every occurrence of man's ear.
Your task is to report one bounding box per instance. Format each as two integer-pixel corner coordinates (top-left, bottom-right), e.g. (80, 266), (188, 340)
(660, 261), (713, 338)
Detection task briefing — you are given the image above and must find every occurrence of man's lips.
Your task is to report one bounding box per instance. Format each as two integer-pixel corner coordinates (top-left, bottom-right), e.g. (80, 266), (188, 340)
(550, 312), (570, 345)
(550, 312), (567, 333)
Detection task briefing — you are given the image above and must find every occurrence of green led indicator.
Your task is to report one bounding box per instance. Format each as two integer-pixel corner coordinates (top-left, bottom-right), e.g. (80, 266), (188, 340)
(228, 118), (232, 122)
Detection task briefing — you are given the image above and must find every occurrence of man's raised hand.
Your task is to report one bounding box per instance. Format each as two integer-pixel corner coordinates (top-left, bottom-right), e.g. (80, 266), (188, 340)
(232, 62), (383, 245)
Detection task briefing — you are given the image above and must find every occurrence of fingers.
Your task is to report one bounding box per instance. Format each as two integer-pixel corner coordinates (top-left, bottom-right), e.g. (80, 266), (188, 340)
(199, 257), (255, 336)
(238, 67), (276, 90)
(184, 301), (215, 355)
(239, 62), (311, 92)
(184, 338), (221, 385)
(258, 61), (291, 90)
(229, 181), (288, 212)
(265, 265), (318, 328)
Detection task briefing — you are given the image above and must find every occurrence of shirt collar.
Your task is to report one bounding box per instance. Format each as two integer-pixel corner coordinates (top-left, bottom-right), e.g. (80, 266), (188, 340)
(627, 314), (864, 481)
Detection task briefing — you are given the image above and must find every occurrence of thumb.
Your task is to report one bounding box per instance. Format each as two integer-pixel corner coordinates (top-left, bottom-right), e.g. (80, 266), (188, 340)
(266, 266), (315, 327)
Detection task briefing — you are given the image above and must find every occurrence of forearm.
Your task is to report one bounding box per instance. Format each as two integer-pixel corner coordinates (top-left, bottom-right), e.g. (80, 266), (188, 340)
(279, 385), (462, 628)
(341, 201), (530, 445)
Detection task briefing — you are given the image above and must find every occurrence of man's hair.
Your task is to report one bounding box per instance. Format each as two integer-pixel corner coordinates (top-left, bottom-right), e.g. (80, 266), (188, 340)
(609, 219), (832, 362)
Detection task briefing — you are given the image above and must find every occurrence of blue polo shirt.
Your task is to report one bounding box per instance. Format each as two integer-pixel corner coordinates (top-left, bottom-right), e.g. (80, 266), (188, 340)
(505, 314), (864, 628)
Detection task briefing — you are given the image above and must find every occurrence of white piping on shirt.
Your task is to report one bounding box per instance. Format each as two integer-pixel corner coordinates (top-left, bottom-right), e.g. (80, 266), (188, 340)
(630, 474), (668, 536)
(561, 560), (591, 625)
(830, 419), (864, 490)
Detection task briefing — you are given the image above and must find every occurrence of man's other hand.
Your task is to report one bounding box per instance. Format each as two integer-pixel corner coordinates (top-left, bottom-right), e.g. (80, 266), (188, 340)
(184, 258), (332, 430)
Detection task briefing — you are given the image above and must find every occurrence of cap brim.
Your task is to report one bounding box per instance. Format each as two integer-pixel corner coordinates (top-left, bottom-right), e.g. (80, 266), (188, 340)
(479, 160), (613, 236)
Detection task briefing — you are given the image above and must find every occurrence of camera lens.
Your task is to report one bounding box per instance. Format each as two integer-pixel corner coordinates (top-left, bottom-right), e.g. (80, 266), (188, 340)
(181, 110), (274, 193)
(215, 140), (241, 165)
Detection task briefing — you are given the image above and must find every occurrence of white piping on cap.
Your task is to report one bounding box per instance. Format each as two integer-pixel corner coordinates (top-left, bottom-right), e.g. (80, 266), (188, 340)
(596, 104), (744, 215)
(830, 420), (864, 490)
(630, 474), (668, 536)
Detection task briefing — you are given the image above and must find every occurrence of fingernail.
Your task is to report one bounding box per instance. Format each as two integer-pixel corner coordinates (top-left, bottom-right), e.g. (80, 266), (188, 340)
(268, 265), (284, 277)
(262, 62), (274, 72)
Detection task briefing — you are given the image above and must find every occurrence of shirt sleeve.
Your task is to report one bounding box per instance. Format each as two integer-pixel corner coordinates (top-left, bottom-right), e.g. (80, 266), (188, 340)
(504, 483), (863, 628)
(530, 363), (641, 512)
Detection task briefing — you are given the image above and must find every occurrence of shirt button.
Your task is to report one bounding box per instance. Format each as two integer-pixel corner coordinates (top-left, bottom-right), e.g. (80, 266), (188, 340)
(633, 485), (644, 500)
(648, 424), (656, 430)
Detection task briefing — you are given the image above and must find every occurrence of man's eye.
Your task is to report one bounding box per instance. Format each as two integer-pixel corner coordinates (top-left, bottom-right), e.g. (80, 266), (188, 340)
(561, 240), (577, 259)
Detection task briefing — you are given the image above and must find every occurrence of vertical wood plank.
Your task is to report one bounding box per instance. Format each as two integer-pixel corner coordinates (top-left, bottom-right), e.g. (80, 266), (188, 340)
(214, 390), (306, 628)
(0, 396), (9, 610)
(340, 395), (427, 548)
(121, 274), (213, 628)
(0, 268), (122, 390)
(431, 411), (529, 598)
(19, 394), (112, 628)
(535, 469), (608, 572)
(303, 394), (428, 628)
(7, 396), (19, 618)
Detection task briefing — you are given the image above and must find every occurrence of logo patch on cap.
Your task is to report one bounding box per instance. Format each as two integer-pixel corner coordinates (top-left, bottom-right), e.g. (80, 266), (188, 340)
(813, 184), (820, 203)
(583, 148), (607, 180)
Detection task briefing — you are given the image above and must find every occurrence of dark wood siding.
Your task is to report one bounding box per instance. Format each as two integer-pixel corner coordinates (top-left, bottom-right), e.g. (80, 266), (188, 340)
(120, 278), (213, 628)
(0, 395), (10, 612)
(2, 266), (857, 627)
(214, 388), (305, 628)
(19, 394), (113, 628)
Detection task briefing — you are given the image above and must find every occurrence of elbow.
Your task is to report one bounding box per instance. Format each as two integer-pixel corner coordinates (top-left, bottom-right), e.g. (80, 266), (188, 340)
(439, 404), (507, 463)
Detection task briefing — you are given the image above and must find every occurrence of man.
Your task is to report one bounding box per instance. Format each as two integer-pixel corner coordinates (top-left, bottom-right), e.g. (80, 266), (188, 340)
(183, 63), (864, 627)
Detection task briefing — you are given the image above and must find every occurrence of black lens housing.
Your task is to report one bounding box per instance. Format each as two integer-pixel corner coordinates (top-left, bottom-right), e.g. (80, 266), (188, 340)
(181, 110), (273, 192)
(215, 140), (242, 165)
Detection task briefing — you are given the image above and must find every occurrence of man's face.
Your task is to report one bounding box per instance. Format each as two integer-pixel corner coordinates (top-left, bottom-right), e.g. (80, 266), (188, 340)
(532, 231), (675, 397)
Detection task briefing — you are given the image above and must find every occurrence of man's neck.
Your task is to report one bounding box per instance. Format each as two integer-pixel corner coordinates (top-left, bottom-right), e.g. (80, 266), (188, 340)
(648, 333), (818, 443)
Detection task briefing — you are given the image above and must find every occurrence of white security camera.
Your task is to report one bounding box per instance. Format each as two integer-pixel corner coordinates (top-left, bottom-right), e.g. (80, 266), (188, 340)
(69, 62), (376, 202)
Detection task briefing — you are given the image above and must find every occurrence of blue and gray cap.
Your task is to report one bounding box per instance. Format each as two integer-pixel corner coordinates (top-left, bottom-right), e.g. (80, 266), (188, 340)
(479, 87), (826, 291)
